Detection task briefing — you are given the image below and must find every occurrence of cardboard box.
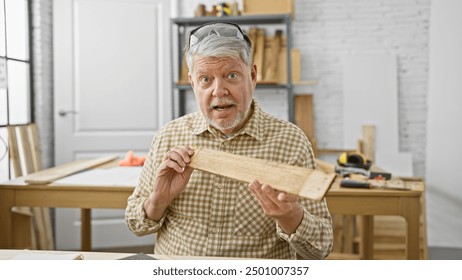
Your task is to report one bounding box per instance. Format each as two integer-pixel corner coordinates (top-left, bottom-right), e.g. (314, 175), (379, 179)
(243, 0), (295, 19)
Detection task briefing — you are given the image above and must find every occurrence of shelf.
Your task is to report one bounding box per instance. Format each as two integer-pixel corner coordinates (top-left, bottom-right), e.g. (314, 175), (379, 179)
(174, 82), (292, 91)
(174, 80), (318, 89)
(171, 14), (291, 26)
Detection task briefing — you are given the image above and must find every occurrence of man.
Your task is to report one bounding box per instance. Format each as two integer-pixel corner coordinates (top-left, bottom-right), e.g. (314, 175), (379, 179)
(125, 22), (333, 259)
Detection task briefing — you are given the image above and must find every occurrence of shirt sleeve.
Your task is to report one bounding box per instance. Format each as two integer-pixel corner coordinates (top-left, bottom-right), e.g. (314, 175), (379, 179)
(125, 134), (167, 236)
(276, 198), (333, 259)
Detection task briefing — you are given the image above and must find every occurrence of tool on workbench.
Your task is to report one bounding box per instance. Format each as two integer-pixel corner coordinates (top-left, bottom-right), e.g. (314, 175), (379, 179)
(335, 165), (392, 179)
(337, 151), (372, 170)
(216, 2), (231, 16)
(340, 178), (410, 190)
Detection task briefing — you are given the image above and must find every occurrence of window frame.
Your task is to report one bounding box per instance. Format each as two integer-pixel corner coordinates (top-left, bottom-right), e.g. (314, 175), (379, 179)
(0, 0), (34, 181)
(0, 0), (34, 127)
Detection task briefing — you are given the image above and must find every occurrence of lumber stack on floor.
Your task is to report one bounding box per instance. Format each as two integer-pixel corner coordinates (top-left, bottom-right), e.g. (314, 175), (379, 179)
(7, 124), (55, 250)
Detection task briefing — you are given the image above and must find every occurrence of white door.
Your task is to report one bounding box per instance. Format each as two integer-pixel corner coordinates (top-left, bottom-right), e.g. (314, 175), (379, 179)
(53, 0), (175, 250)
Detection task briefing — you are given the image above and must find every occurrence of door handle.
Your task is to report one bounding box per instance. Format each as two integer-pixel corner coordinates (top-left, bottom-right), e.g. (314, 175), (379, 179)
(58, 110), (78, 117)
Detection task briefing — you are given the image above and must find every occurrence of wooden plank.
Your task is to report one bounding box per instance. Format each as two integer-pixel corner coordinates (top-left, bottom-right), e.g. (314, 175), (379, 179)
(254, 28), (265, 81)
(28, 124), (43, 171)
(7, 126), (22, 177)
(317, 148), (357, 154)
(31, 207), (47, 250)
(25, 155), (118, 184)
(40, 208), (54, 250)
(278, 46), (301, 84)
(361, 125), (376, 162)
(243, 0), (294, 19)
(7, 126), (37, 249)
(19, 125), (53, 250)
(26, 124), (55, 249)
(291, 48), (301, 83)
(189, 148), (336, 201)
(265, 30), (282, 82)
(295, 94), (317, 154)
(179, 54), (189, 84)
(18, 126), (34, 174)
(248, 27), (258, 60)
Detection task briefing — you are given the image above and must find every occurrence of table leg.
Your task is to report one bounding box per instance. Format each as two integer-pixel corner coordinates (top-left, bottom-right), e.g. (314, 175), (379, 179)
(0, 189), (15, 248)
(402, 197), (421, 259)
(359, 215), (374, 259)
(81, 208), (92, 251)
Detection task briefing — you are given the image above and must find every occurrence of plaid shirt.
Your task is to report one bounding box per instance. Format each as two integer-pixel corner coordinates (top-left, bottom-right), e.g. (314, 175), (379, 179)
(125, 100), (333, 259)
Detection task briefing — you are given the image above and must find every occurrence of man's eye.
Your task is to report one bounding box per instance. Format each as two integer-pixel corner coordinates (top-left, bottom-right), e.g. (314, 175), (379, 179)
(200, 76), (210, 83)
(228, 73), (238, 79)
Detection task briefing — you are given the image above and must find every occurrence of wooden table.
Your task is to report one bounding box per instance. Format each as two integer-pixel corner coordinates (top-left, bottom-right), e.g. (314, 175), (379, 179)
(327, 177), (424, 259)
(0, 249), (243, 260)
(0, 160), (424, 259)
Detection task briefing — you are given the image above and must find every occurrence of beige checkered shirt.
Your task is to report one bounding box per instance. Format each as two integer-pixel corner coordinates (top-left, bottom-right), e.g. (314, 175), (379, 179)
(125, 100), (333, 259)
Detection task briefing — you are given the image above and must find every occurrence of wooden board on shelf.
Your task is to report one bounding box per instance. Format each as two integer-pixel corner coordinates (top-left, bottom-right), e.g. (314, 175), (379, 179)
(278, 47), (301, 84)
(179, 54), (189, 84)
(254, 28), (266, 82)
(264, 30), (282, 82)
(243, 0), (295, 19)
(248, 27), (258, 60)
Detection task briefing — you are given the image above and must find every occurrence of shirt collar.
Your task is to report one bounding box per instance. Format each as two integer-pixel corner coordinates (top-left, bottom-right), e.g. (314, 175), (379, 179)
(191, 99), (263, 141)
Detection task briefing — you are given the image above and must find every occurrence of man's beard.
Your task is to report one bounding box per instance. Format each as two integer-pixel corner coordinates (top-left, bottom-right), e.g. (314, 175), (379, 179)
(206, 111), (245, 133)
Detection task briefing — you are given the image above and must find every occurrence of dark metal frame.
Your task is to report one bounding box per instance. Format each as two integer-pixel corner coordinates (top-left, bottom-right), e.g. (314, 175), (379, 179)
(0, 0), (34, 181)
(0, 0), (34, 128)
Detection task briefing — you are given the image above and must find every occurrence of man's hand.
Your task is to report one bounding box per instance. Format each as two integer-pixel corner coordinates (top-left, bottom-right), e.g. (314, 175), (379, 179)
(249, 180), (304, 235)
(144, 146), (195, 221)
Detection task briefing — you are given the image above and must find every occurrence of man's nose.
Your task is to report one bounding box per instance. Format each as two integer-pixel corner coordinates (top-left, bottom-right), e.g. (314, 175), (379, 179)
(211, 79), (228, 97)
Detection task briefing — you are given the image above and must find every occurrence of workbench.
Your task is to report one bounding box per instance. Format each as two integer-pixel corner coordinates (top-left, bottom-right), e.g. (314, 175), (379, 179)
(0, 159), (424, 259)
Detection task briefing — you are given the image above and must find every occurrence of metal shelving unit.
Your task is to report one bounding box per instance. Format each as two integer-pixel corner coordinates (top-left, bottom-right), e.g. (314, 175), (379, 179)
(171, 14), (294, 122)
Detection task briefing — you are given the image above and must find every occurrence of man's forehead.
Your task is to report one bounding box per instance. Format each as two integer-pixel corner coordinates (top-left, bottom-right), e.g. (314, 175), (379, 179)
(193, 56), (245, 72)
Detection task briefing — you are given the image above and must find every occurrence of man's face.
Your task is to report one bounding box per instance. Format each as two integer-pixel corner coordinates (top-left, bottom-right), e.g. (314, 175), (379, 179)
(189, 55), (257, 135)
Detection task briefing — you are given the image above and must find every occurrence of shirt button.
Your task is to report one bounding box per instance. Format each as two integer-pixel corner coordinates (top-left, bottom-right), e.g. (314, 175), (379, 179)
(210, 227), (219, 234)
(216, 183), (223, 189)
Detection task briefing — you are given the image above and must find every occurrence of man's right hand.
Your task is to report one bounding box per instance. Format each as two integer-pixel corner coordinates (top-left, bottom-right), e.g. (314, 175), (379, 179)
(143, 146), (195, 221)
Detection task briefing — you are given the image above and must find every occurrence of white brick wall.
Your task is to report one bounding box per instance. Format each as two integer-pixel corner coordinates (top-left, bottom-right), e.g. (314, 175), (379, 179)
(178, 0), (430, 176)
(32, 0), (430, 177)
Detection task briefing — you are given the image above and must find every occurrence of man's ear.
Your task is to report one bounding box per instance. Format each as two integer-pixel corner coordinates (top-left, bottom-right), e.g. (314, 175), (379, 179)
(251, 64), (257, 88)
(188, 72), (195, 90)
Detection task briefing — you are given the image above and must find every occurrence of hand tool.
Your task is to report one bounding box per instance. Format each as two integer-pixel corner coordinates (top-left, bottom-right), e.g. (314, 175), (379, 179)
(335, 165), (392, 179)
(340, 178), (410, 190)
(337, 151), (371, 169)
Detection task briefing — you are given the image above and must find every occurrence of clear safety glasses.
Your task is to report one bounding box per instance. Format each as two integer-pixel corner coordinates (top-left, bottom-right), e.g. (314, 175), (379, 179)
(187, 22), (252, 51)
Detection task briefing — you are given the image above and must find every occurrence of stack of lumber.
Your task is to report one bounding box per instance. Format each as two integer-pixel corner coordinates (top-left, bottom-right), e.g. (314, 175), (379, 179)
(7, 124), (54, 250)
(248, 27), (300, 84)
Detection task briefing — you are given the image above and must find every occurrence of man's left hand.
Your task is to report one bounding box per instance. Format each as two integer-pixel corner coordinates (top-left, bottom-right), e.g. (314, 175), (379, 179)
(249, 180), (304, 235)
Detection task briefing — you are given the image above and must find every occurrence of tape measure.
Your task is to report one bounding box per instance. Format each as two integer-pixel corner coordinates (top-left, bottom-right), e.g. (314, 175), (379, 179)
(216, 3), (231, 16)
(337, 152), (372, 170)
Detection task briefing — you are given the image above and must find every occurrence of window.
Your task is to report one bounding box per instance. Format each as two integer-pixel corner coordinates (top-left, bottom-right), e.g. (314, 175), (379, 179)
(0, 0), (32, 181)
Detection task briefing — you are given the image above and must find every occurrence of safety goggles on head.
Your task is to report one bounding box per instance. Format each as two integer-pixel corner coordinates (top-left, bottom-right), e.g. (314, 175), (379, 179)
(187, 22), (252, 51)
